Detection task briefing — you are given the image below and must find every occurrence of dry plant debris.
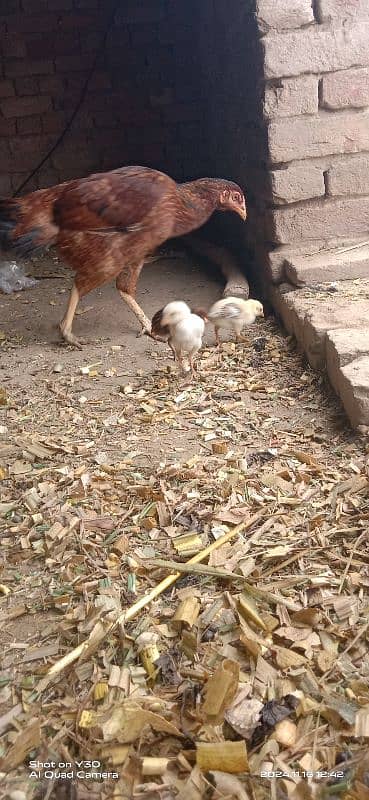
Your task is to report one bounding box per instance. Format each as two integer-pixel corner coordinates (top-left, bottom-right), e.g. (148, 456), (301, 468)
(0, 317), (369, 800)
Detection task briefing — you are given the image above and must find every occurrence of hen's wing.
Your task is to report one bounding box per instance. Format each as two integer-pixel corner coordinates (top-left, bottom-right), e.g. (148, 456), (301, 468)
(54, 166), (176, 233)
(208, 302), (243, 321)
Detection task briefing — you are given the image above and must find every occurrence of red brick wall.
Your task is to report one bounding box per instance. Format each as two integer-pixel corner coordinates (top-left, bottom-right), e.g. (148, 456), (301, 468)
(0, 0), (214, 196)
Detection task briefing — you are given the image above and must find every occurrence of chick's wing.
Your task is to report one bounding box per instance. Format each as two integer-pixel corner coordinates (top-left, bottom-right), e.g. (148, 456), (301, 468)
(208, 302), (243, 320)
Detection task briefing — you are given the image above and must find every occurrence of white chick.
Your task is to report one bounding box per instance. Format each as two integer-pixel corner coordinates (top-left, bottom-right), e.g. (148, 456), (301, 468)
(208, 297), (264, 345)
(160, 301), (207, 376)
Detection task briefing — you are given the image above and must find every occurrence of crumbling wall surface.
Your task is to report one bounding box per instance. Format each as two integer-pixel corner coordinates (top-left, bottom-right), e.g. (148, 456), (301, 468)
(256, 0), (369, 287)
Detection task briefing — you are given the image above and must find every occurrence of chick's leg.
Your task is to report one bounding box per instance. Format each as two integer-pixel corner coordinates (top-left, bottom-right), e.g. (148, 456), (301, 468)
(116, 264), (151, 335)
(189, 352), (198, 378)
(168, 338), (176, 361)
(59, 283), (83, 349)
(175, 348), (188, 376)
(235, 324), (246, 344)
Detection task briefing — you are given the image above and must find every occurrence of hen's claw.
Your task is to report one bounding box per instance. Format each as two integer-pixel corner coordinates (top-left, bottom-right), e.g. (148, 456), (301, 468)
(137, 326), (153, 339)
(60, 330), (84, 349)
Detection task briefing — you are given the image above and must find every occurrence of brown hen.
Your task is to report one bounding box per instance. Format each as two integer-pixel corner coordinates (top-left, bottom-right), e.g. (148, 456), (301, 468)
(0, 165), (246, 347)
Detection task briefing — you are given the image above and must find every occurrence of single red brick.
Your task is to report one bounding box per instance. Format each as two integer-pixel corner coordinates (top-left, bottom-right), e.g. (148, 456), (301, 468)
(92, 110), (118, 128)
(79, 31), (101, 52)
(64, 73), (86, 91)
(6, 60), (54, 77)
(53, 91), (80, 111)
(2, 95), (52, 118)
(0, 173), (12, 194)
(25, 31), (78, 59)
(42, 111), (68, 133)
(0, 118), (17, 136)
(15, 77), (39, 96)
(89, 72), (111, 91)
(17, 115), (42, 134)
(0, 1), (21, 12)
(162, 104), (203, 123)
(74, 0), (100, 7)
(9, 134), (55, 154)
(38, 75), (65, 93)
(54, 54), (93, 72)
(0, 80), (15, 97)
(4, 13), (57, 33)
(46, 0), (74, 9)
(1, 35), (27, 58)
(69, 111), (95, 130)
(26, 34), (56, 59)
(55, 11), (106, 30)
(12, 174), (40, 192)
(19, 0), (48, 10)
(37, 167), (62, 188)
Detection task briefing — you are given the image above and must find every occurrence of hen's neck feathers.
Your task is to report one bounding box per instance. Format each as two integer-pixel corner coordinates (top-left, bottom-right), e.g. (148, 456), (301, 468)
(172, 180), (222, 237)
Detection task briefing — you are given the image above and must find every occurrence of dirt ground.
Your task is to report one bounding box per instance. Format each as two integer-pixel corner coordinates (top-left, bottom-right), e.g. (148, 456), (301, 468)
(0, 251), (222, 391)
(1, 254), (369, 800)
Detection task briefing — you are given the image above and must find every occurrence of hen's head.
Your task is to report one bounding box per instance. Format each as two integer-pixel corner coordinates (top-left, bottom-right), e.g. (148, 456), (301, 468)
(218, 182), (246, 220)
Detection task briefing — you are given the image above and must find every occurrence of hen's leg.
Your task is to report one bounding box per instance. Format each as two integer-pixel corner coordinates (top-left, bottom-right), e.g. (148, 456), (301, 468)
(116, 264), (151, 335)
(119, 293), (152, 334)
(214, 326), (221, 347)
(59, 283), (83, 349)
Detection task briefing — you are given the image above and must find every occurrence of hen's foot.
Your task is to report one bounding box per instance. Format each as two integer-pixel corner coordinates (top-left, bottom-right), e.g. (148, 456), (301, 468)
(60, 326), (84, 349)
(136, 323), (153, 339)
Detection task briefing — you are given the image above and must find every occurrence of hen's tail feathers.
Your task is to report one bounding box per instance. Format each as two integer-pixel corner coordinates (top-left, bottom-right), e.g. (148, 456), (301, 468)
(0, 189), (60, 258)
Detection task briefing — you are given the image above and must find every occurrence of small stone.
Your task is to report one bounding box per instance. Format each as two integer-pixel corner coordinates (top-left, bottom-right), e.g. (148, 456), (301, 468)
(273, 719), (297, 747)
(52, 362), (63, 373)
(9, 791), (27, 800)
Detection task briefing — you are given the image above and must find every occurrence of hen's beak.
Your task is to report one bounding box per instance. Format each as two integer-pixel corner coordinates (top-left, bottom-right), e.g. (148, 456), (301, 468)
(237, 201), (247, 221)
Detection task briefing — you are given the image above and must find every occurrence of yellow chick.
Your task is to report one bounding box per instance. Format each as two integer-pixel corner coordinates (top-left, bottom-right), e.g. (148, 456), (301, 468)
(208, 297), (264, 345)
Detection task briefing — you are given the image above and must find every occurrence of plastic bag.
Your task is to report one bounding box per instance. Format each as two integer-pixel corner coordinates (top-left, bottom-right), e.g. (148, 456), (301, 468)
(0, 261), (38, 294)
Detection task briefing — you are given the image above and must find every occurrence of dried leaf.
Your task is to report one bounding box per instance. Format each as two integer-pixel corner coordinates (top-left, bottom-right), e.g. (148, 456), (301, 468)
(1, 718), (40, 771)
(196, 740), (249, 773)
(100, 702), (182, 743)
(202, 659), (239, 724)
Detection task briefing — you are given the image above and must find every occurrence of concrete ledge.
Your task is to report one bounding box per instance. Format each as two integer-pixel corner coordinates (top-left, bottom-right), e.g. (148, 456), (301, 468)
(339, 356), (369, 428)
(270, 286), (369, 368)
(326, 328), (369, 394)
(270, 282), (369, 426)
(285, 245), (369, 286)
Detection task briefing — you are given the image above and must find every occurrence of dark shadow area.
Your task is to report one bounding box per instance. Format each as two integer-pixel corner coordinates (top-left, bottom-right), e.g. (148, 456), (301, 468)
(0, 0), (267, 293)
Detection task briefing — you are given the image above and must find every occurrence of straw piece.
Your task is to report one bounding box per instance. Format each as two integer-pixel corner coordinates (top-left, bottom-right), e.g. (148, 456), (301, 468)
(45, 514), (262, 681)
